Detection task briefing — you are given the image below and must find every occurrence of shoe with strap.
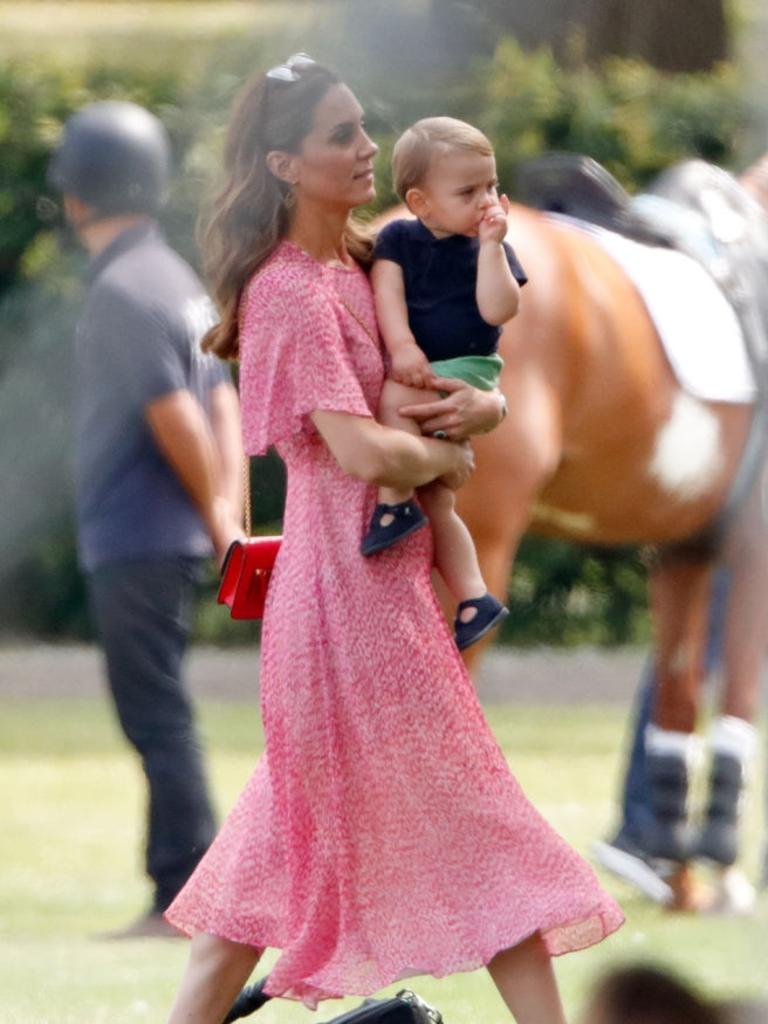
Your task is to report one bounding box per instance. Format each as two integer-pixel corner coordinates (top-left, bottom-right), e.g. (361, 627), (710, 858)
(454, 593), (509, 651)
(361, 499), (428, 556)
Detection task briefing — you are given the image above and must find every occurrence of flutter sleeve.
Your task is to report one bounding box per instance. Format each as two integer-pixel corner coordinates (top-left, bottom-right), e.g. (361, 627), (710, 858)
(238, 267), (374, 456)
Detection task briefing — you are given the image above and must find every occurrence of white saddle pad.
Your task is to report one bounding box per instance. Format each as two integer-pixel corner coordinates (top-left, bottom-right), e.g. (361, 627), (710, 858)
(545, 214), (756, 404)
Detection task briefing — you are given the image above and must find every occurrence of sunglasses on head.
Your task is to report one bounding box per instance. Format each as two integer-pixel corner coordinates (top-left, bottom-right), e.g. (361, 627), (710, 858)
(265, 52), (316, 83)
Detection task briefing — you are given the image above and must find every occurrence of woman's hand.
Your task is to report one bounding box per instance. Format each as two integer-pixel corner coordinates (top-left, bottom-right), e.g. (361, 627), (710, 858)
(439, 439), (475, 490)
(399, 377), (505, 441)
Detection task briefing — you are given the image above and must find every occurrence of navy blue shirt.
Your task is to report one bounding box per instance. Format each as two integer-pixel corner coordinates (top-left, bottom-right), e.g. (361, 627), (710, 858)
(74, 222), (229, 572)
(373, 217), (528, 362)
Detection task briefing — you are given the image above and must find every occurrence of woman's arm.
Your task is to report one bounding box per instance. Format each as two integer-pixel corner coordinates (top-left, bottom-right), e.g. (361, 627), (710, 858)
(399, 377), (507, 442)
(371, 259), (432, 388)
(310, 409), (474, 491)
(208, 380), (244, 520)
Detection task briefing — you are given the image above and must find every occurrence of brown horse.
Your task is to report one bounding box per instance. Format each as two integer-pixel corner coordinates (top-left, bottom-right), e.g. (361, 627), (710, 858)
(451, 164), (768, 909)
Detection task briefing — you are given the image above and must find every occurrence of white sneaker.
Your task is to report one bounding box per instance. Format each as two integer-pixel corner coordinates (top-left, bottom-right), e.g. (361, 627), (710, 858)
(700, 866), (756, 916)
(591, 838), (673, 905)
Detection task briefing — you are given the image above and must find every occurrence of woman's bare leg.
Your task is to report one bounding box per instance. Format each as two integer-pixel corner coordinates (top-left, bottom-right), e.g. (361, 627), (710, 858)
(488, 934), (568, 1024)
(166, 932), (263, 1024)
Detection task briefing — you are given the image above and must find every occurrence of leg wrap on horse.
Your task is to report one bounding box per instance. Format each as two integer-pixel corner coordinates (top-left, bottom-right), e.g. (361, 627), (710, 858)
(696, 754), (745, 866)
(643, 752), (692, 861)
(642, 727), (697, 862)
(696, 716), (755, 867)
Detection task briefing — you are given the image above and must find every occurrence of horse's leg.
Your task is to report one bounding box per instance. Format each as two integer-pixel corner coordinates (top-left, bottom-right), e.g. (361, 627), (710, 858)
(719, 482), (768, 721)
(695, 484), (768, 907)
(645, 553), (714, 909)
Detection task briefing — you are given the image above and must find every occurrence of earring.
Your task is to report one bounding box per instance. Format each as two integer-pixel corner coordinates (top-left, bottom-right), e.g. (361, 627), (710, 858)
(282, 186), (296, 210)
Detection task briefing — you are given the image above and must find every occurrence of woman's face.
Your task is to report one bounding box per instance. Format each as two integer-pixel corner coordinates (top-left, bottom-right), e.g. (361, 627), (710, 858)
(290, 83), (378, 211)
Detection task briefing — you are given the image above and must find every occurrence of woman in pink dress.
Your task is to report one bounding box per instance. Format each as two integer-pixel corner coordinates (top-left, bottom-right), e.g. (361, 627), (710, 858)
(165, 55), (623, 1024)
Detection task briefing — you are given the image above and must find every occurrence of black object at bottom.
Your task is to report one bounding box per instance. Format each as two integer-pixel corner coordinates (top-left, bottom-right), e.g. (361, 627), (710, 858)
(223, 981), (442, 1023)
(319, 989), (442, 1024)
(223, 978), (271, 1022)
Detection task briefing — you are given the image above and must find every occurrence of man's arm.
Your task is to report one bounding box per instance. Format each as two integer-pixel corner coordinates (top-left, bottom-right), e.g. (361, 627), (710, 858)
(145, 389), (242, 562)
(207, 380), (244, 523)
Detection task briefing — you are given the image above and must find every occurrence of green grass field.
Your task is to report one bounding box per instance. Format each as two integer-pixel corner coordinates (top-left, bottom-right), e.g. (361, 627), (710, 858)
(2, 689), (767, 1024)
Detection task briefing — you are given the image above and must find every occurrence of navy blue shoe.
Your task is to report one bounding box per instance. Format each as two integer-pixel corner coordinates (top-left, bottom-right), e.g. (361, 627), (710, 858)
(361, 499), (428, 556)
(454, 594), (509, 650)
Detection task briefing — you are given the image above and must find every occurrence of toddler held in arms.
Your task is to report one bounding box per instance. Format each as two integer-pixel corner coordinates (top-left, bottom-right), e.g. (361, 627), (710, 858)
(364, 116), (527, 650)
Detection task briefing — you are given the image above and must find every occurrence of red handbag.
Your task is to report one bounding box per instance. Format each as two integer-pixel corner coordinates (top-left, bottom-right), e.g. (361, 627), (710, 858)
(217, 458), (282, 620)
(217, 535), (282, 620)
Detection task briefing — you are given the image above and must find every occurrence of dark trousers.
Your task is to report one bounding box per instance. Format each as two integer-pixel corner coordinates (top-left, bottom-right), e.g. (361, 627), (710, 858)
(617, 569), (729, 840)
(87, 557), (216, 912)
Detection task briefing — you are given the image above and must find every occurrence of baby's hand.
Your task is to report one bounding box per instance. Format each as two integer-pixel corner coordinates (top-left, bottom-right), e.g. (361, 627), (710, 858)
(390, 344), (432, 389)
(478, 193), (510, 245)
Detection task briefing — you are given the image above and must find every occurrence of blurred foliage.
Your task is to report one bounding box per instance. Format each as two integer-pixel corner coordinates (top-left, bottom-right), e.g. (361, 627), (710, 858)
(0, 11), (753, 643)
(500, 538), (651, 647)
(477, 41), (744, 196)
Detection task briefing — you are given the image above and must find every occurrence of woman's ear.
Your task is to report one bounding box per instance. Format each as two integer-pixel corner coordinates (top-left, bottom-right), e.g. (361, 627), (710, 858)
(405, 187), (427, 220)
(266, 150), (299, 187)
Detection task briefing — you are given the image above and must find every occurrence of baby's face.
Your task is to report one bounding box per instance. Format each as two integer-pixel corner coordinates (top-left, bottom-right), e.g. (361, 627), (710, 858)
(415, 150), (499, 238)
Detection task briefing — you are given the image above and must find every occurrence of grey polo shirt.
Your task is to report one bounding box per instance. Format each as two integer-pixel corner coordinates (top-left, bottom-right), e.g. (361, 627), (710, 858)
(74, 221), (229, 572)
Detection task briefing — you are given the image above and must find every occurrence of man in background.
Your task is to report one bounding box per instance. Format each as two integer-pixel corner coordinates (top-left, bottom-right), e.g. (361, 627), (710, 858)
(48, 100), (243, 938)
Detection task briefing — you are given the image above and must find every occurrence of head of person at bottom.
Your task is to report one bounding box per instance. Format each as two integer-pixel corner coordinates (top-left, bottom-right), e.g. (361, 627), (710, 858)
(581, 964), (722, 1024)
(391, 116), (501, 240)
(200, 52), (379, 360)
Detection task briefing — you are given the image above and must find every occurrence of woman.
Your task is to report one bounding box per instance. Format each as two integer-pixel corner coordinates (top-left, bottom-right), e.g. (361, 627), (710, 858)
(165, 55), (623, 1024)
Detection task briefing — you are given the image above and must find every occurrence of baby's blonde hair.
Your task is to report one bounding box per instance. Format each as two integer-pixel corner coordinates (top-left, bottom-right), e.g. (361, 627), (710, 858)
(392, 116), (494, 202)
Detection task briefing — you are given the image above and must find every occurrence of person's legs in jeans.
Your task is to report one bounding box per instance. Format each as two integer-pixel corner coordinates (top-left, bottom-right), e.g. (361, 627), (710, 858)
(614, 659), (657, 846)
(88, 558), (216, 916)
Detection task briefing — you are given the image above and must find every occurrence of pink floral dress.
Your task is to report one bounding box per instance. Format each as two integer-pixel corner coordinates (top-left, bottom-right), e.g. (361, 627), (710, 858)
(165, 241), (623, 1008)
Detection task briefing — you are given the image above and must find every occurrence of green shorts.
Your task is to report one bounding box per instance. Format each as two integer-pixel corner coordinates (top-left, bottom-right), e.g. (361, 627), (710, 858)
(428, 353), (504, 392)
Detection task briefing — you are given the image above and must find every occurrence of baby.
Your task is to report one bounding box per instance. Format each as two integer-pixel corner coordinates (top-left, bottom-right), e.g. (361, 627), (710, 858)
(363, 116), (527, 651)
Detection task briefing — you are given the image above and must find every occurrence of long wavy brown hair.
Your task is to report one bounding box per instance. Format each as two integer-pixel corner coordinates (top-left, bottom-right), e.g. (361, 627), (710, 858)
(201, 61), (374, 359)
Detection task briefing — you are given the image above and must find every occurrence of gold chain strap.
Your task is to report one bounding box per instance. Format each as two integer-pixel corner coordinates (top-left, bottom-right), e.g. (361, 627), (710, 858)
(338, 297), (377, 345)
(243, 456), (252, 536)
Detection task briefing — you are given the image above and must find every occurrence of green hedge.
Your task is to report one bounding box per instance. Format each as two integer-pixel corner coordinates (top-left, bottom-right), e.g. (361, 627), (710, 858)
(483, 40), (744, 193)
(0, 37), (750, 642)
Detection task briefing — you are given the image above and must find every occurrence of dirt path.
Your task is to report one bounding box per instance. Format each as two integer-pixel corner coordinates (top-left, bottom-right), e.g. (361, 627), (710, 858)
(5, 642), (765, 705)
(0, 642), (653, 704)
